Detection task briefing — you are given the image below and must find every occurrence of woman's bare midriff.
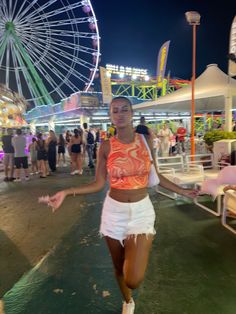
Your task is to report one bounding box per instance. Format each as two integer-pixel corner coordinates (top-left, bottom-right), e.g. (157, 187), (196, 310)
(109, 187), (148, 203)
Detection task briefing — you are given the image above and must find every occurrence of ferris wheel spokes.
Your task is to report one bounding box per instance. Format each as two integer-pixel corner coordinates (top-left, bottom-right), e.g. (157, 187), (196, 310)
(0, 0), (100, 106)
(11, 41), (24, 97)
(20, 38), (89, 97)
(13, 0), (56, 24)
(15, 1), (84, 25)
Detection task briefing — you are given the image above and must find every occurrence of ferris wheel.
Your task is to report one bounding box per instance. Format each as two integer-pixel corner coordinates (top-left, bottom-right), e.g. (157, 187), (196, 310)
(0, 0), (100, 107)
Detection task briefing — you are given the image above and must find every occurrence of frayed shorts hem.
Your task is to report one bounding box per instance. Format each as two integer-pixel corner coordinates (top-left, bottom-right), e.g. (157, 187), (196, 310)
(99, 231), (155, 247)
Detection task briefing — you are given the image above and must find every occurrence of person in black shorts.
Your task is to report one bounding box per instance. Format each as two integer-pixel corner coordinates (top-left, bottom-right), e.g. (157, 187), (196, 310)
(69, 129), (83, 175)
(57, 134), (66, 167)
(36, 133), (48, 178)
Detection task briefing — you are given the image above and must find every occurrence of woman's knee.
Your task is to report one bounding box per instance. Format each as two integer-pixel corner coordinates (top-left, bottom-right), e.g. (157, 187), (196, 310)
(124, 275), (144, 290)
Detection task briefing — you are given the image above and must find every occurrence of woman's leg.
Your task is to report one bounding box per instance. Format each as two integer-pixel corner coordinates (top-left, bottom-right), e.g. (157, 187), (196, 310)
(77, 154), (83, 173)
(31, 161), (35, 173)
(40, 160), (46, 177)
(70, 153), (77, 172)
(57, 153), (61, 165)
(123, 234), (153, 289)
(105, 237), (132, 303)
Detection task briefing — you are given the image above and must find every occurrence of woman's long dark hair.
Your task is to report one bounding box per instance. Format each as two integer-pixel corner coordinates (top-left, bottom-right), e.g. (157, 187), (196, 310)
(74, 128), (79, 138)
(58, 134), (65, 146)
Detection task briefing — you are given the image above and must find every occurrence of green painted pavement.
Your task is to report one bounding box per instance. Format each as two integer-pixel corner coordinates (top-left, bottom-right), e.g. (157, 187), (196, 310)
(1, 175), (236, 313)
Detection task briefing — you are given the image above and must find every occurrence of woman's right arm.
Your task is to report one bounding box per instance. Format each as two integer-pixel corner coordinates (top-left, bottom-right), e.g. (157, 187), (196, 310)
(48, 141), (109, 210)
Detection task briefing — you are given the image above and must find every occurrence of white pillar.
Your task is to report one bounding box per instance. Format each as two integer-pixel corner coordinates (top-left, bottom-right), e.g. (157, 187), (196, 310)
(186, 118), (191, 134)
(48, 119), (55, 131)
(29, 121), (36, 135)
(80, 115), (90, 127)
(102, 123), (107, 131)
(224, 94), (232, 132)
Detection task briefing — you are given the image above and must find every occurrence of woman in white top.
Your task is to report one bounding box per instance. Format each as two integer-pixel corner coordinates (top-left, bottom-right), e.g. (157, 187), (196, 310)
(158, 124), (172, 157)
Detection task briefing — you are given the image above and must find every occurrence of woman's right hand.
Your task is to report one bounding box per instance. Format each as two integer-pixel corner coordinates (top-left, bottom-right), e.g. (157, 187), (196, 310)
(48, 191), (66, 212)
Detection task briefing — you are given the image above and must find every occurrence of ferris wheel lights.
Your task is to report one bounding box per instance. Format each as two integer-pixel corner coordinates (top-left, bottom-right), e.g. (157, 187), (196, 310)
(82, 4), (90, 12)
(82, 5), (91, 13)
(144, 75), (150, 81)
(89, 23), (96, 30)
(92, 39), (98, 47)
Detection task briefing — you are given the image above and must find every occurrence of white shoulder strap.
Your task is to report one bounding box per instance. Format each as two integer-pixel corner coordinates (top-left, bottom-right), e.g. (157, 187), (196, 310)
(141, 134), (153, 161)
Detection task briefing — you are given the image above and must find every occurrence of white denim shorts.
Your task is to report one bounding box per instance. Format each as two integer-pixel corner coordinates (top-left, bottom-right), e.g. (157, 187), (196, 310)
(99, 193), (156, 245)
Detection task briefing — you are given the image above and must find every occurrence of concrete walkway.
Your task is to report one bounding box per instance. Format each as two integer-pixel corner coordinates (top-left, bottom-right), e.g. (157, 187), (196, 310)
(1, 168), (236, 313)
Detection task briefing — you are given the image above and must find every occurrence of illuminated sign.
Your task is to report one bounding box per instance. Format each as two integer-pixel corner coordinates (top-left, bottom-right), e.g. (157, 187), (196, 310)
(229, 16), (236, 76)
(156, 41), (170, 88)
(106, 64), (148, 77)
(230, 19), (236, 54)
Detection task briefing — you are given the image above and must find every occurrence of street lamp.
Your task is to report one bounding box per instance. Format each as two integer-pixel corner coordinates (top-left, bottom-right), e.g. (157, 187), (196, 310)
(185, 11), (201, 156)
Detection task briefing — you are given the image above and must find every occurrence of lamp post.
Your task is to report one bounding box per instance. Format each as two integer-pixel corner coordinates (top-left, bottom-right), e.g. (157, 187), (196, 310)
(185, 11), (201, 156)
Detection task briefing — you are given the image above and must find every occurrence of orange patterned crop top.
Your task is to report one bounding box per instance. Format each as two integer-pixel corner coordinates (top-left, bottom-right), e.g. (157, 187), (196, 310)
(107, 133), (151, 189)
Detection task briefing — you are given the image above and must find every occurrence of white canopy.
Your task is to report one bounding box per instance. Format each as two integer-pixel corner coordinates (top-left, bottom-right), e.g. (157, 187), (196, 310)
(133, 64), (236, 113)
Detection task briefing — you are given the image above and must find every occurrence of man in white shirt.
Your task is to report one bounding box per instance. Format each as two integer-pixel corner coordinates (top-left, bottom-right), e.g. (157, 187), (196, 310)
(11, 129), (29, 181)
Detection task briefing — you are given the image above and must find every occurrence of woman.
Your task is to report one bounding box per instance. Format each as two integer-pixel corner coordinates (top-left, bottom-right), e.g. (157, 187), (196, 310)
(69, 128), (83, 175)
(45, 97), (197, 314)
(57, 134), (66, 167)
(36, 133), (48, 178)
(28, 137), (38, 174)
(46, 130), (57, 172)
(158, 123), (172, 157)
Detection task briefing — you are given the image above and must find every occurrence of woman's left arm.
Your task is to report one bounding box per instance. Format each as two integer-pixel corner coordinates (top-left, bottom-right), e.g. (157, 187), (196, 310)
(223, 185), (236, 192)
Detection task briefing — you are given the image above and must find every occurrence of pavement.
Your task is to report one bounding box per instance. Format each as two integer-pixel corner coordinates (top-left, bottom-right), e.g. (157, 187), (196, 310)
(0, 166), (236, 314)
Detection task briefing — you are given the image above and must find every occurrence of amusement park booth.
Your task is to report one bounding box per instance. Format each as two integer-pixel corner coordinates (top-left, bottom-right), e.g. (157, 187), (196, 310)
(133, 64), (236, 131)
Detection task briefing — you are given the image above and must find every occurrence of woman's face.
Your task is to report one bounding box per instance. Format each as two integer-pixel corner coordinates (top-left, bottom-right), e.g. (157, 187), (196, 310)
(110, 99), (132, 128)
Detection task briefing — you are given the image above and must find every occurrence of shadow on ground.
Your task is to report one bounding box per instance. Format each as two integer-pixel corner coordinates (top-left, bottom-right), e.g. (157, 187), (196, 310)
(0, 231), (31, 297)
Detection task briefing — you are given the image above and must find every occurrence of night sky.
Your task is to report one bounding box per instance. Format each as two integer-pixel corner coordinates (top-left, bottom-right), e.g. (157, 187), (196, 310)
(92, 0), (235, 80)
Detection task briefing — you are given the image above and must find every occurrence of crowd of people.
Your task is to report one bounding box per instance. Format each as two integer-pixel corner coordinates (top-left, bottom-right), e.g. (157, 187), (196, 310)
(135, 117), (187, 158)
(1, 118), (189, 183)
(1, 123), (101, 182)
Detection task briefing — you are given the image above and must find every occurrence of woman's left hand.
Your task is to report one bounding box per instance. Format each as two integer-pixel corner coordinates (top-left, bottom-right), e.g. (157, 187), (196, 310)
(223, 185), (236, 193)
(180, 188), (199, 199)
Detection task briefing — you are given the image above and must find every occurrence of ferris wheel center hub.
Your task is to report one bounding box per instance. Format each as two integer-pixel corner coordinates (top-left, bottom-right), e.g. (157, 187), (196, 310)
(5, 21), (15, 32)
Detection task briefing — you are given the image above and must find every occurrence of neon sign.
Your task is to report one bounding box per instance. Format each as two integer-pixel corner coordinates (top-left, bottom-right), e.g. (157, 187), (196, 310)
(106, 64), (148, 77)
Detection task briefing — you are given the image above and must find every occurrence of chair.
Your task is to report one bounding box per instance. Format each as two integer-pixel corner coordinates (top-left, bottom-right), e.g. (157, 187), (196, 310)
(185, 153), (230, 180)
(194, 183), (226, 216)
(185, 154), (228, 216)
(156, 155), (204, 199)
(222, 190), (236, 234)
